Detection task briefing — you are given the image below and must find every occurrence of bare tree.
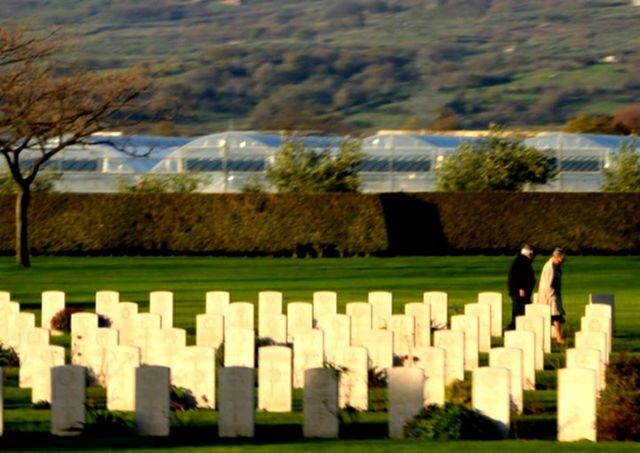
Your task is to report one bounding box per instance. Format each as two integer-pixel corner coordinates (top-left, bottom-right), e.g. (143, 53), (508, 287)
(0, 27), (151, 267)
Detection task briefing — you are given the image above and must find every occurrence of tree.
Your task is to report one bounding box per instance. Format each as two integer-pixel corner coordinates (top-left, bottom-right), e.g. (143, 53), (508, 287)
(602, 141), (640, 192)
(436, 125), (554, 192)
(613, 104), (640, 135)
(564, 112), (629, 135)
(0, 28), (151, 267)
(266, 136), (362, 193)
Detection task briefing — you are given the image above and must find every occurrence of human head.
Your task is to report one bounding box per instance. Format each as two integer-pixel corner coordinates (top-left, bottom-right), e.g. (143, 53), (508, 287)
(520, 244), (534, 259)
(552, 247), (566, 264)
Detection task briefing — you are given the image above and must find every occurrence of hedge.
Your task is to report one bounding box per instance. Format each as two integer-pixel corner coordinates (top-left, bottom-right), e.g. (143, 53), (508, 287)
(1, 193), (640, 256)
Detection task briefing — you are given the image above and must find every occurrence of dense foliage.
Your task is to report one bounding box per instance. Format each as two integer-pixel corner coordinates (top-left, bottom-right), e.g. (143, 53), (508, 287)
(597, 354), (640, 441)
(602, 141), (640, 192)
(404, 403), (505, 440)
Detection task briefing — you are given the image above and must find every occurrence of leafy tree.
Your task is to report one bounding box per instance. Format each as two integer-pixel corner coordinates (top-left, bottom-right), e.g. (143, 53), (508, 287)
(436, 125), (554, 191)
(613, 104), (640, 134)
(0, 27), (150, 267)
(602, 141), (640, 192)
(266, 137), (362, 193)
(564, 112), (629, 135)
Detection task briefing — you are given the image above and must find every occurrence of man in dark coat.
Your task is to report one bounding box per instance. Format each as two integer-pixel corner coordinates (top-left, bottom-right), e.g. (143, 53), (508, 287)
(507, 244), (536, 329)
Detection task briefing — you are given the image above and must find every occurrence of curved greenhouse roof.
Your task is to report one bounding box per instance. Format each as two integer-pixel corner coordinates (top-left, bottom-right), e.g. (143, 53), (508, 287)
(524, 132), (638, 151)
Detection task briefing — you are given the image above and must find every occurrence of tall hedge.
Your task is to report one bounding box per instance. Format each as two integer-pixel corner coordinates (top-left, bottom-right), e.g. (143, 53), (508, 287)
(1, 193), (640, 256)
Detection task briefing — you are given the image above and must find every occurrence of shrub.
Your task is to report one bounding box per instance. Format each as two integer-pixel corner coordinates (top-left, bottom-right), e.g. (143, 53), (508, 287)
(597, 353), (640, 441)
(170, 385), (198, 411)
(404, 402), (505, 440)
(82, 408), (135, 436)
(0, 344), (20, 366)
(50, 307), (82, 333)
(446, 379), (472, 407)
(32, 401), (51, 409)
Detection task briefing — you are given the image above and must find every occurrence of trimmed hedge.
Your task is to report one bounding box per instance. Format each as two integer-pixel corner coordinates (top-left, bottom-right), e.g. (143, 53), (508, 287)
(1, 192), (640, 255)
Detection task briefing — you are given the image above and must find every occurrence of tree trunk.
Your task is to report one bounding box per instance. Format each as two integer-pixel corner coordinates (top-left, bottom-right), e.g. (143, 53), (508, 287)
(15, 185), (31, 268)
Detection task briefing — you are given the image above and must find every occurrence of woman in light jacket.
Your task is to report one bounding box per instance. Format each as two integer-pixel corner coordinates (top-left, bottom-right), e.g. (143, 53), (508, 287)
(538, 247), (567, 345)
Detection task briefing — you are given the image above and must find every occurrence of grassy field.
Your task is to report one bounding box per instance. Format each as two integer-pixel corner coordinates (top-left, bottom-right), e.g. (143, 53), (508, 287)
(0, 256), (638, 450)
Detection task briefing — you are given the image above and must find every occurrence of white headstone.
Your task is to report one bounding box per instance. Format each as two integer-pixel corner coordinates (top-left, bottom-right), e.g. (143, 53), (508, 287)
(41, 291), (65, 332)
(287, 302), (313, 343)
(335, 346), (368, 411)
(464, 303), (491, 353)
(150, 291), (174, 329)
(258, 346), (292, 412)
(478, 292), (503, 338)
(516, 314), (545, 371)
(133, 313), (162, 364)
(390, 314), (415, 360)
(293, 329), (324, 389)
(566, 348), (604, 391)
(111, 302), (139, 346)
(83, 328), (119, 386)
(71, 313), (99, 366)
(575, 330), (608, 365)
(174, 346), (216, 409)
(31, 345), (65, 403)
(19, 327), (51, 388)
(405, 303), (431, 349)
(558, 368), (597, 442)
(472, 367), (510, 438)
(313, 291), (337, 320)
(218, 367), (255, 438)
(589, 293), (614, 333)
(366, 329), (394, 372)
(0, 302), (19, 348)
(346, 302), (372, 347)
(206, 291), (230, 317)
(303, 368), (339, 438)
(433, 330), (465, 384)
(51, 365), (85, 436)
(369, 291), (392, 330)
(0, 291), (10, 304)
(317, 314), (350, 364)
(7, 312), (35, 351)
(413, 346), (446, 406)
(525, 304), (552, 353)
(224, 328), (255, 368)
(196, 313), (224, 350)
(581, 316), (611, 356)
(489, 347), (524, 414)
(95, 290), (119, 323)
(147, 328), (187, 370)
(228, 302), (254, 331)
(388, 367), (424, 439)
(258, 291), (282, 339)
(106, 345), (140, 411)
(585, 305), (612, 353)
(135, 366), (170, 436)
(259, 314), (287, 344)
(504, 330), (536, 390)
(450, 314), (479, 370)
(424, 291), (447, 329)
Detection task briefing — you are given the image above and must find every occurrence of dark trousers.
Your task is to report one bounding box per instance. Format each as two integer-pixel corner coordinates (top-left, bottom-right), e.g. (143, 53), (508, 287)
(507, 295), (530, 329)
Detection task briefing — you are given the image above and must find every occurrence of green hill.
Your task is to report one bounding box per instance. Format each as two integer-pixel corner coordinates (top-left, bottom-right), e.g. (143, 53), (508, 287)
(3, 0), (640, 134)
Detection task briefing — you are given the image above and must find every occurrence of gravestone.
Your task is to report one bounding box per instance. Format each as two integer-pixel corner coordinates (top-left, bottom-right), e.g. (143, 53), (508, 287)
(335, 346), (368, 411)
(405, 303), (431, 349)
(0, 291), (9, 304)
(303, 368), (339, 438)
(83, 328), (119, 386)
(41, 290), (65, 332)
(8, 312), (35, 352)
(566, 347), (604, 391)
(581, 316), (611, 356)
(219, 367), (255, 438)
(71, 313), (98, 366)
(313, 291), (338, 320)
(388, 367), (424, 439)
(423, 291), (448, 329)
(147, 327), (187, 369)
(489, 347), (524, 414)
(196, 313), (225, 349)
(584, 305), (612, 352)
(135, 366), (170, 436)
(31, 345), (65, 403)
(258, 346), (292, 412)
(0, 302), (19, 348)
(206, 291), (230, 317)
(451, 314), (479, 370)
(19, 328), (51, 388)
(293, 329), (324, 388)
(95, 290), (119, 323)
(366, 329), (394, 372)
(111, 302), (139, 346)
(413, 346), (446, 406)
(478, 292), (503, 337)
(224, 328), (255, 368)
(516, 314), (545, 370)
(589, 293), (614, 333)
(106, 345), (140, 411)
(317, 314), (350, 364)
(258, 291), (283, 339)
(133, 313), (162, 364)
(558, 368), (597, 442)
(464, 303), (491, 353)
(174, 346), (216, 409)
(228, 302), (255, 331)
(287, 302), (313, 342)
(504, 330), (536, 390)
(575, 330), (608, 365)
(472, 367), (510, 438)
(390, 314), (415, 359)
(149, 291), (174, 329)
(369, 291), (392, 330)
(51, 365), (85, 436)
(433, 330), (465, 384)
(259, 314), (287, 344)
(346, 302), (372, 347)
(525, 304), (551, 353)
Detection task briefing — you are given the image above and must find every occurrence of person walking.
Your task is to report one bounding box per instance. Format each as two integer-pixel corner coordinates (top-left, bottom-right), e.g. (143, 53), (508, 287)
(507, 244), (536, 330)
(538, 247), (567, 345)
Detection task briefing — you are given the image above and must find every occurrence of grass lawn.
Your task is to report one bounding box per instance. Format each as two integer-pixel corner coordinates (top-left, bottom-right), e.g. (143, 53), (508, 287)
(0, 255), (638, 450)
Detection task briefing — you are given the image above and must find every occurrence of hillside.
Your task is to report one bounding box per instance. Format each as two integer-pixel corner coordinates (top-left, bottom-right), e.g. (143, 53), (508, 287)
(2, 0), (640, 134)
